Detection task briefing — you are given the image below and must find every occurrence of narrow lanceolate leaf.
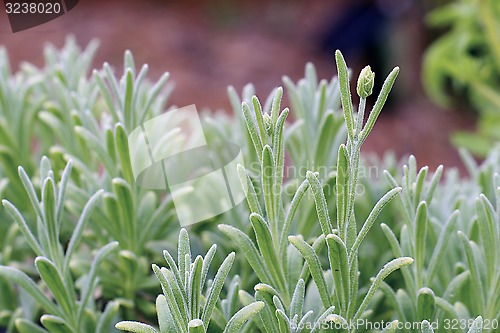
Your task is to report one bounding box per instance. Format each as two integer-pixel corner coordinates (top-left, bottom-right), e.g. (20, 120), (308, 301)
(353, 257), (414, 321)
(42, 177), (60, 259)
(306, 171), (333, 236)
(360, 67), (399, 144)
(417, 288), (435, 321)
(201, 244), (217, 288)
(18, 166), (43, 218)
(56, 160), (73, 226)
(178, 228), (191, 288)
(152, 265), (186, 333)
(15, 318), (50, 333)
(427, 211), (459, 284)
(270, 87), (283, 131)
(350, 187), (401, 259)
(251, 96), (267, 143)
(218, 224), (273, 284)
(35, 257), (75, 319)
(237, 164), (262, 216)
(2, 199), (43, 256)
(415, 201), (428, 288)
(335, 50), (354, 138)
(64, 190), (103, 269)
(115, 123), (134, 184)
(476, 194), (496, 278)
(281, 178), (309, 254)
(156, 295), (174, 333)
(112, 178), (136, 249)
(273, 107), (289, 235)
(202, 252), (236, 328)
(162, 249), (183, 292)
(40, 315), (70, 333)
(290, 279), (305, 321)
(115, 321), (158, 333)
(96, 301), (120, 333)
(0, 266), (62, 317)
(78, 242), (119, 323)
(262, 145), (276, 228)
(242, 102), (263, 161)
(326, 234), (349, 314)
(336, 144), (349, 238)
(188, 256), (203, 319)
(457, 232), (485, 313)
(250, 213), (286, 292)
(223, 302), (264, 333)
(124, 69), (134, 129)
(289, 236), (332, 308)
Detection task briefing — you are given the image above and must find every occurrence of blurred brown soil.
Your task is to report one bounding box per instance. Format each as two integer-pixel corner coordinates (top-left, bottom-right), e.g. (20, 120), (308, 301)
(0, 0), (476, 172)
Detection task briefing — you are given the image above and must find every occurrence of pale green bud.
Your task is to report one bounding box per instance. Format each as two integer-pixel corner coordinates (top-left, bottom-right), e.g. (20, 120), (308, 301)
(263, 113), (272, 136)
(357, 65), (375, 98)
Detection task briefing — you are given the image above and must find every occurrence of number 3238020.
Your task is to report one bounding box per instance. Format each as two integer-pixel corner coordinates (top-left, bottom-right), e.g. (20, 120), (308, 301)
(5, 2), (62, 14)
(443, 318), (498, 330)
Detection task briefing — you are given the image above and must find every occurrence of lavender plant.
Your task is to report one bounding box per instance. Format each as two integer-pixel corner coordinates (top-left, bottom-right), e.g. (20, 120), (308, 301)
(0, 40), (498, 333)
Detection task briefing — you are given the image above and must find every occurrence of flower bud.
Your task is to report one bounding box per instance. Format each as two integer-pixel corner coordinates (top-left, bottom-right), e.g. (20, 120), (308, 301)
(263, 113), (272, 136)
(357, 65), (375, 98)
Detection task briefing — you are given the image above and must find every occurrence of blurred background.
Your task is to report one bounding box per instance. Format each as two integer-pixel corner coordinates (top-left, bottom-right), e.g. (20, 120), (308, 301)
(1, 0), (496, 170)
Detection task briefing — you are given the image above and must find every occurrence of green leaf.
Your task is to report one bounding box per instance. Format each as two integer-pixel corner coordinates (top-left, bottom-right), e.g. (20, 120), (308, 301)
(178, 228), (191, 287)
(353, 257), (414, 321)
(40, 314), (71, 333)
(115, 123), (134, 184)
(63, 190), (103, 270)
(116, 321), (158, 333)
(15, 318), (50, 333)
(336, 144), (349, 237)
(350, 187), (401, 259)
(326, 234), (349, 314)
(242, 102), (263, 161)
(335, 50), (354, 138)
(306, 171), (333, 236)
(223, 301), (264, 333)
(202, 252), (235, 328)
(262, 145), (276, 227)
(237, 164), (262, 216)
(35, 257), (75, 319)
(77, 242), (119, 324)
(415, 201), (428, 288)
(290, 279), (305, 322)
(188, 256), (203, 319)
(219, 224), (273, 284)
(18, 165), (43, 218)
(42, 177), (60, 260)
(288, 235), (332, 308)
(2, 199), (43, 256)
(417, 287), (435, 321)
(250, 213), (286, 293)
(96, 301), (120, 333)
(152, 265), (186, 333)
(0, 266), (62, 317)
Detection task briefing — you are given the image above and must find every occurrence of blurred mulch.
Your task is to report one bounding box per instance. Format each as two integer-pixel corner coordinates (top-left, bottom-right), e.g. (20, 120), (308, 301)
(0, 0), (475, 172)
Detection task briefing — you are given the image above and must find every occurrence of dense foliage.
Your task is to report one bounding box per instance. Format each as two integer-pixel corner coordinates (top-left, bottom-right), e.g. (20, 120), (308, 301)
(0, 39), (496, 333)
